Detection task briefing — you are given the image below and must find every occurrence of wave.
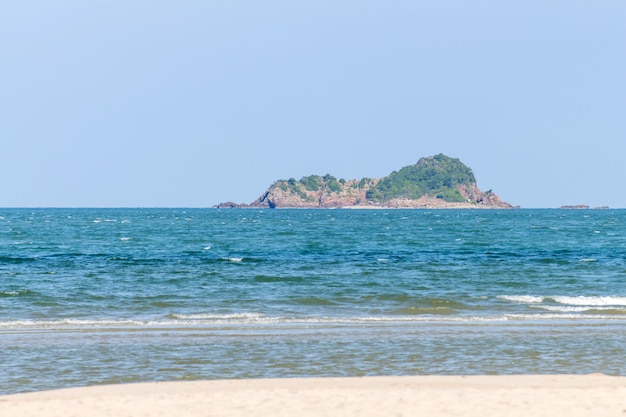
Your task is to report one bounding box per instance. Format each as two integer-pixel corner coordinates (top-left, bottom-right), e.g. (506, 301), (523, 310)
(253, 275), (304, 283)
(499, 295), (544, 303)
(499, 295), (626, 306)
(0, 319), (152, 329)
(389, 307), (459, 315)
(0, 289), (36, 297)
(169, 312), (265, 320)
(550, 296), (626, 306)
(531, 305), (626, 314)
(0, 256), (37, 264)
(221, 257), (243, 263)
(2, 312), (626, 331)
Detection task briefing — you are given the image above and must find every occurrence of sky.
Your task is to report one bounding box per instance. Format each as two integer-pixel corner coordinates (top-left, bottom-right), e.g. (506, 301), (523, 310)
(1, 1), (625, 208)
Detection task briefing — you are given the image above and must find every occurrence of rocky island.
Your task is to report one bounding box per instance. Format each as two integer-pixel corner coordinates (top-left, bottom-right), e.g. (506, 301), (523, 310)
(217, 154), (512, 209)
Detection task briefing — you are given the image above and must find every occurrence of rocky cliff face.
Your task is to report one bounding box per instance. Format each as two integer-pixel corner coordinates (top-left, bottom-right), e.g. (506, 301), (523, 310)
(217, 155), (512, 209)
(248, 178), (378, 209)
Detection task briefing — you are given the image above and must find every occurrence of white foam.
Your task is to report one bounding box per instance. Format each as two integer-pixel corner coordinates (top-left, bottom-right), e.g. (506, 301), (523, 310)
(171, 313), (265, 321)
(551, 296), (626, 306)
(0, 316), (502, 330)
(502, 313), (583, 320)
(499, 295), (626, 307)
(3, 311), (626, 332)
(0, 319), (148, 329)
(226, 257), (243, 262)
(532, 305), (626, 312)
(498, 295), (544, 303)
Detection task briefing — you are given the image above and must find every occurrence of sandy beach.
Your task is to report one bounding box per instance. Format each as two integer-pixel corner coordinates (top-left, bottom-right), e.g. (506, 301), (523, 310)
(1, 375), (625, 417)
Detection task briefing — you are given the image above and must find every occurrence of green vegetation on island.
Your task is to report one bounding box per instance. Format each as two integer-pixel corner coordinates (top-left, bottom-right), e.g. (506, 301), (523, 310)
(366, 154), (476, 203)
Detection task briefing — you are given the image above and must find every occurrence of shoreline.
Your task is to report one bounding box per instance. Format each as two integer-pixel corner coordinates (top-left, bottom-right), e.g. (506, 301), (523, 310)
(2, 375), (625, 417)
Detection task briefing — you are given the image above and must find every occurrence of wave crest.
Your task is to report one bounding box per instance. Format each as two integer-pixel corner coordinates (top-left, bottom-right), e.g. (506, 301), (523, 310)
(499, 295), (626, 306)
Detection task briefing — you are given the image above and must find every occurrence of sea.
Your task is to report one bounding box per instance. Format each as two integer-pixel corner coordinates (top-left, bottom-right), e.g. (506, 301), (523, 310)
(1, 208), (625, 395)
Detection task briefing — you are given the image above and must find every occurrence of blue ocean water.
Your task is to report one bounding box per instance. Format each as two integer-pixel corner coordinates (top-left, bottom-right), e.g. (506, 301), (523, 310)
(1, 208), (625, 394)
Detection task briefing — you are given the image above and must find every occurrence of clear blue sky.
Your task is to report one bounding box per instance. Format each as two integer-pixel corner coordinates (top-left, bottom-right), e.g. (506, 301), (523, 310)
(2, 1), (625, 208)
